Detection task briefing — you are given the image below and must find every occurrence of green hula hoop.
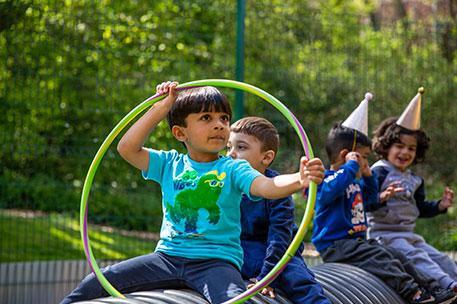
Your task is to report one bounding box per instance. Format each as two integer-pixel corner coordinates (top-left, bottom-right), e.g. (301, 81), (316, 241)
(80, 79), (316, 304)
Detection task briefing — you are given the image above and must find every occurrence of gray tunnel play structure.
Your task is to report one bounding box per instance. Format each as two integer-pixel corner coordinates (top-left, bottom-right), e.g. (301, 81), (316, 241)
(75, 263), (407, 304)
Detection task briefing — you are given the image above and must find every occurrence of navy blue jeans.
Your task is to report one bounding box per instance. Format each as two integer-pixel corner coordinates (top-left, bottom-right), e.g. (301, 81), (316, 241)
(242, 247), (330, 304)
(273, 255), (331, 304)
(61, 251), (247, 304)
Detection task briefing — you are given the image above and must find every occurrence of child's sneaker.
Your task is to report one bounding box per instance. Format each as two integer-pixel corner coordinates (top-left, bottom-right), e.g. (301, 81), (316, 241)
(410, 289), (435, 304)
(430, 287), (457, 304)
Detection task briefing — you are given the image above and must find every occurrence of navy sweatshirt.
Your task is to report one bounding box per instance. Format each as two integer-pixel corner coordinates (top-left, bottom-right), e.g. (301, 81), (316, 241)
(312, 160), (378, 253)
(240, 168), (302, 281)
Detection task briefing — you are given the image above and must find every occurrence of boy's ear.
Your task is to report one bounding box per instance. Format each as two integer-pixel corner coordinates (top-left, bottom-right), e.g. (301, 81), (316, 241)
(261, 150), (276, 167)
(171, 125), (187, 142)
(339, 149), (349, 160)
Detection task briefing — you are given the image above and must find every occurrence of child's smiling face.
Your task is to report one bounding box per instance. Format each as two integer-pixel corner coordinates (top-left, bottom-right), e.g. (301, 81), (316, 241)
(387, 134), (417, 171)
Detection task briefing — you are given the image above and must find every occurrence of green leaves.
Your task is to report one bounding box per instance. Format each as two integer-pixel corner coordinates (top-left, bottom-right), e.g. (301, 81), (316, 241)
(1, 1), (455, 250)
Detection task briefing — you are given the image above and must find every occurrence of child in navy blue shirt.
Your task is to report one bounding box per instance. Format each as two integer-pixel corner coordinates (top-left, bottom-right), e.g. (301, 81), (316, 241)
(312, 123), (439, 304)
(227, 116), (330, 304)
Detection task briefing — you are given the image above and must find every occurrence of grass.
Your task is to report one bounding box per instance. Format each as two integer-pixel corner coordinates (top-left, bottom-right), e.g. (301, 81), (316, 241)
(415, 214), (457, 251)
(0, 210), (158, 262)
(1, 197), (456, 263)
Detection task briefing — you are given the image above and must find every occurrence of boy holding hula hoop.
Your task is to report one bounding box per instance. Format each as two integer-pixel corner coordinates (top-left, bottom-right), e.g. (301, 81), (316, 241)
(61, 81), (324, 303)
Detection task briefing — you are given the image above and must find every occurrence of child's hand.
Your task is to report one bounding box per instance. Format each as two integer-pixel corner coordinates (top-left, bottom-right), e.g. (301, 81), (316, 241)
(359, 157), (372, 177)
(439, 187), (454, 211)
(156, 81), (178, 105)
(247, 278), (275, 298)
(380, 181), (405, 203)
(345, 152), (361, 164)
(300, 157), (325, 187)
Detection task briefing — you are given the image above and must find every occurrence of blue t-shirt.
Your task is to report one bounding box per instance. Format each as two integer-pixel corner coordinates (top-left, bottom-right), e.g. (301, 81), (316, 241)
(142, 149), (262, 269)
(311, 160), (378, 253)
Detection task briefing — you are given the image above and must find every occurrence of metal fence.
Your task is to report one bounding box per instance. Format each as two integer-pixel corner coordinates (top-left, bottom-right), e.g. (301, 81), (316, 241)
(1, 1), (456, 303)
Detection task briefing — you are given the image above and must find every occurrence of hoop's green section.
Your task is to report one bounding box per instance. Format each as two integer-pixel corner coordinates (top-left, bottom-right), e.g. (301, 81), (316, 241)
(80, 79), (316, 303)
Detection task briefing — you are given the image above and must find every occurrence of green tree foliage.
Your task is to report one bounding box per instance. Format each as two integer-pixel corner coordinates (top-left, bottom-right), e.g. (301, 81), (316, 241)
(1, 0), (455, 249)
(0, 0), (237, 231)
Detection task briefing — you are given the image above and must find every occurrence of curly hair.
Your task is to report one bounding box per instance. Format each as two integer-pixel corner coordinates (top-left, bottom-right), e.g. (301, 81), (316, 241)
(372, 117), (430, 164)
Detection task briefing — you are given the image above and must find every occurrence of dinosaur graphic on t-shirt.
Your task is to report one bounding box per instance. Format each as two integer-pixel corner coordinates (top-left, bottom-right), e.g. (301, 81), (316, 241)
(166, 170), (225, 233)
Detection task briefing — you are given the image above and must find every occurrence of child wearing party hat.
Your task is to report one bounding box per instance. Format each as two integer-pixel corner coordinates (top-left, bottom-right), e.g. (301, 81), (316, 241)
(311, 92), (452, 304)
(367, 88), (457, 293)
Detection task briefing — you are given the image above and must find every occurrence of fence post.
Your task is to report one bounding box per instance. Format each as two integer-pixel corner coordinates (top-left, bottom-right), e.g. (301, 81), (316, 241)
(235, 0), (246, 120)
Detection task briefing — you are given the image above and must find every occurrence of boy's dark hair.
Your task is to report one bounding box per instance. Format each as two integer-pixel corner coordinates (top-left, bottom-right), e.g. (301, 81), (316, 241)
(167, 86), (232, 128)
(230, 116), (279, 154)
(326, 122), (372, 164)
(372, 117), (429, 164)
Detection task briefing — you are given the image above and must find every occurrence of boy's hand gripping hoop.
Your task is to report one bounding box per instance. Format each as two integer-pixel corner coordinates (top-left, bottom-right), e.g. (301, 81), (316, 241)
(80, 79), (317, 304)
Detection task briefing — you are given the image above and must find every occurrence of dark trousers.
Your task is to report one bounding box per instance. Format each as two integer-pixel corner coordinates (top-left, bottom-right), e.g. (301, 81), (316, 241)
(321, 238), (420, 301)
(61, 251), (248, 304)
(241, 243), (330, 304)
(272, 255), (331, 304)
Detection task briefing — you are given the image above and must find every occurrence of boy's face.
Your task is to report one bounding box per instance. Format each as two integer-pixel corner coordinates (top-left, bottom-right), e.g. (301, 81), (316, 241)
(353, 146), (371, 176)
(387, 134), (417, 172)
(226, 132), (269, 173)
(174, 111), (230, 161)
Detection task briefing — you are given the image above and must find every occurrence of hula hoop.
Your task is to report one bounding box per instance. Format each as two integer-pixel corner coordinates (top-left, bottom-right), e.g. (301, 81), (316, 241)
(80, 79), (317, 304)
